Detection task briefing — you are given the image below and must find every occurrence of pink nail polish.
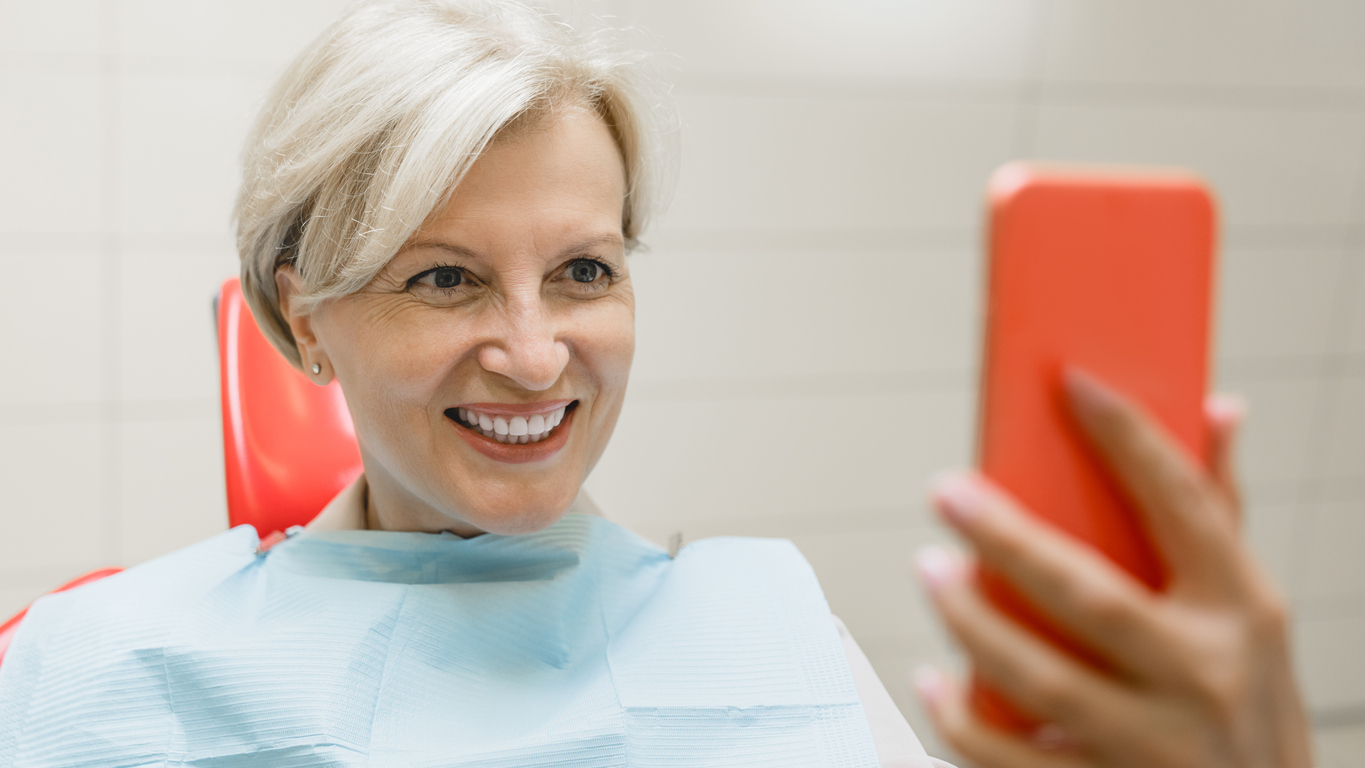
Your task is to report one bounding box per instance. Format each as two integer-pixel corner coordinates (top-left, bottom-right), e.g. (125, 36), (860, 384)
(915, 546), (958, 590)
(1206, 393), (1247, 424)
(932, 473), (983, 524)
(913, 665), (946, 706)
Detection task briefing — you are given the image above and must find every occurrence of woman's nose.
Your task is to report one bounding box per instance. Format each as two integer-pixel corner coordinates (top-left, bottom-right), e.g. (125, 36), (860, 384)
(477, 303), (570, 392)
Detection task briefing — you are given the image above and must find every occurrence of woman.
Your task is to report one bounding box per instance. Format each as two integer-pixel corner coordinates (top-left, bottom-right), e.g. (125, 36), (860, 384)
(0, 1), (1312, 766)
(0, 3), (934, 766)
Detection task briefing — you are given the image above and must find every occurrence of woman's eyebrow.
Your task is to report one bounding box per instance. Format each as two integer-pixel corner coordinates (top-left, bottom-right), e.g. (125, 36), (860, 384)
(559, 233), (624, 258)
(400, 233), (623, 262)
(401, 240), (485, 261)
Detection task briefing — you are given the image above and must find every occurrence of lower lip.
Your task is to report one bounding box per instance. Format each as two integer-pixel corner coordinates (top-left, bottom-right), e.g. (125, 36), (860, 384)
(449, 406), (576, 464)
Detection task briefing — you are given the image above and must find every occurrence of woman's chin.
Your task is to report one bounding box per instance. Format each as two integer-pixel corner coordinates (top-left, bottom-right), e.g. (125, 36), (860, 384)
(461, 506), (571, 536)
(450, 485), (583, 536)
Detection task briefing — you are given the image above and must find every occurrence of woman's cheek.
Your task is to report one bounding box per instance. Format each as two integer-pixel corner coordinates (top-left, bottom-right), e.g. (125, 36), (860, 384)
(580, 293), (636, 376)
(370, 313), (472, 394)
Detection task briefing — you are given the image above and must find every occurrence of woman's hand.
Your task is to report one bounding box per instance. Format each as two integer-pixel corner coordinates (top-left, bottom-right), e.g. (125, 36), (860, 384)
(914, 370), (1314, 768)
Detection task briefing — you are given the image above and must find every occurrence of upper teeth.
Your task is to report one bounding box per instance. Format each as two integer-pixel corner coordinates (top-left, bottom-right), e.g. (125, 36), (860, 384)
(457, 406), (567, 445)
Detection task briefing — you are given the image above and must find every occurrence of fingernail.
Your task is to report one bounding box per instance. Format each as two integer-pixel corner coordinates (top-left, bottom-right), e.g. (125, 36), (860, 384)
(931, 472), (984, 525)
(1207, 393), (1247, 425)
(913, 665), (947, 707)
(915, 545), (959, 590)
(1033, 723), (1078, 749)
(1063, 366), (1121, 417)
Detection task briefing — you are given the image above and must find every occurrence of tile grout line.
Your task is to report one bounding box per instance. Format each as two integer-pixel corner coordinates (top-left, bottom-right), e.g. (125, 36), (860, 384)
(1009, 0), (1053, 160)
(0, 224), (1357, 256)
(1311, 702), (1365, 730)
(97, 0), (122, 568)
(1285, 164), (1365, 601)
(666, 71), (1365, 111)
(7, 43), (1365, 114)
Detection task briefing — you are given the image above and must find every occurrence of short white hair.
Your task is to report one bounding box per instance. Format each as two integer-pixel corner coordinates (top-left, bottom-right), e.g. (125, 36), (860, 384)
(235, 0), (674, 366)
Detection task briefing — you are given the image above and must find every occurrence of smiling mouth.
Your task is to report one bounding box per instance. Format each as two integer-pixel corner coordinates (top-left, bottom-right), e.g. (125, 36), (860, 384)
(445, 402), (577, 445)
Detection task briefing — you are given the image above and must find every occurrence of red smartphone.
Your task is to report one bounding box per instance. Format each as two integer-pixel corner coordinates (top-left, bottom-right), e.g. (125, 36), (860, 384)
(972, 162), (1217, 732)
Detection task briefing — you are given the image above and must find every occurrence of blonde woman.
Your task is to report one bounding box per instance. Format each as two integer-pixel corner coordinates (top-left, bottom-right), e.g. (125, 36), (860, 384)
(0, 2), (1310, 767)
(0, 3), (943, 766)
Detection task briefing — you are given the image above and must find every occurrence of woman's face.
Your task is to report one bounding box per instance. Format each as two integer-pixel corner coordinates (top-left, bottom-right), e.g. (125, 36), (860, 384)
(287, 108), (633, 536)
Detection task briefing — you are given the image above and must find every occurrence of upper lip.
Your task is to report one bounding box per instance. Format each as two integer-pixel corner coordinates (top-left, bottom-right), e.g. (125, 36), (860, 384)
(451, 399), (574, 417)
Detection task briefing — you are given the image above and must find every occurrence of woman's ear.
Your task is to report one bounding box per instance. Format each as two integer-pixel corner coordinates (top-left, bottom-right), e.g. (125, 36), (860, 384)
(275, 265), (334, 384)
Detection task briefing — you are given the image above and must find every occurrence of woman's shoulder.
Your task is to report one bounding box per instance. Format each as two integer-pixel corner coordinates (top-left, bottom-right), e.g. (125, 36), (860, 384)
(3, 526), (261, 663)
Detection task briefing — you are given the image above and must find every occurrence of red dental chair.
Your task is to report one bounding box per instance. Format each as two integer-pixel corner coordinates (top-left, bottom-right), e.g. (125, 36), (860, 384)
(0, 277), (364, 666)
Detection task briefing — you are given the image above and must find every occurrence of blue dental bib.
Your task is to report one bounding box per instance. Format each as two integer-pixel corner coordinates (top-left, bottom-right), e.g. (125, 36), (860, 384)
(0, 515), (880, 767)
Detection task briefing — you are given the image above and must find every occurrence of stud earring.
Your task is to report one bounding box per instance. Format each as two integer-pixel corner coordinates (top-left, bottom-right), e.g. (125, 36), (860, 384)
(311, 363), (321, 375)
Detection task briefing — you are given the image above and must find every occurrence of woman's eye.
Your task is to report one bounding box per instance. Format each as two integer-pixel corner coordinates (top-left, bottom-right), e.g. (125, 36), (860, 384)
(568, 260), (605, 284)
(410, 266), (465, 292)
(429, 267), (462, 288)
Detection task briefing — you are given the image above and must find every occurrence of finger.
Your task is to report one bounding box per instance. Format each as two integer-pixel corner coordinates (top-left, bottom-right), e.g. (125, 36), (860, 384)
(1204, 393), (1246, 519)
(916, 546), (1142, 743)
(1063, 368), (1240, 592)
(931, 473), (1174, 682)
(914, 665), (1093, 768)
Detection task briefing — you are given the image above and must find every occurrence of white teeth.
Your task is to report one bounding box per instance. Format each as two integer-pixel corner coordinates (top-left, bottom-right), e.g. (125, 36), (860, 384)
(459, 405), (571, 445)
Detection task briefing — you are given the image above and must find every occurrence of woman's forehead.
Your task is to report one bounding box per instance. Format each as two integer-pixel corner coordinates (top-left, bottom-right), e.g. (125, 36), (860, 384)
(444, 110), (627, 213)
(402, 112), (626, 259)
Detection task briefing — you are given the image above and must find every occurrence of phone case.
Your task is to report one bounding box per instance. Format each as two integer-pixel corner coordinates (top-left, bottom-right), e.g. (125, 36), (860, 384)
(972, 162), (1216, 732)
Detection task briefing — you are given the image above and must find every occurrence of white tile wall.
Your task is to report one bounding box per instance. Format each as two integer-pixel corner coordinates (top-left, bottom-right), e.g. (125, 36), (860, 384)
(629, 245), (981, 384)
(1030, 102), (1365, 231)
(115, 416), (226, 566)
(1316, 721), (1365, 768)
(1213, 375), (1321, 486)
(1040, 0), (1365, 90)
(117, 71), (268, 235)
(630, 0), (1042, 83)
(0, 421), (107, 573)
(1316, 374), (1365, 481)
(0, 0), (102, 56)
(0, 70), (103, 235)
(0, 0), (1362, 756)
(1216, 244), (1346, 362)
(1297, 613), (1365, 712)
(117, 242), (237, 403)
(662, 92), (1018, 233)
(117, 0), (349, 67)
(1343, 254), (1365, 357)
(1245, 497), (1299, 590)
(1299, 496), (1365, 603)
(0, 251), (107, 406)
